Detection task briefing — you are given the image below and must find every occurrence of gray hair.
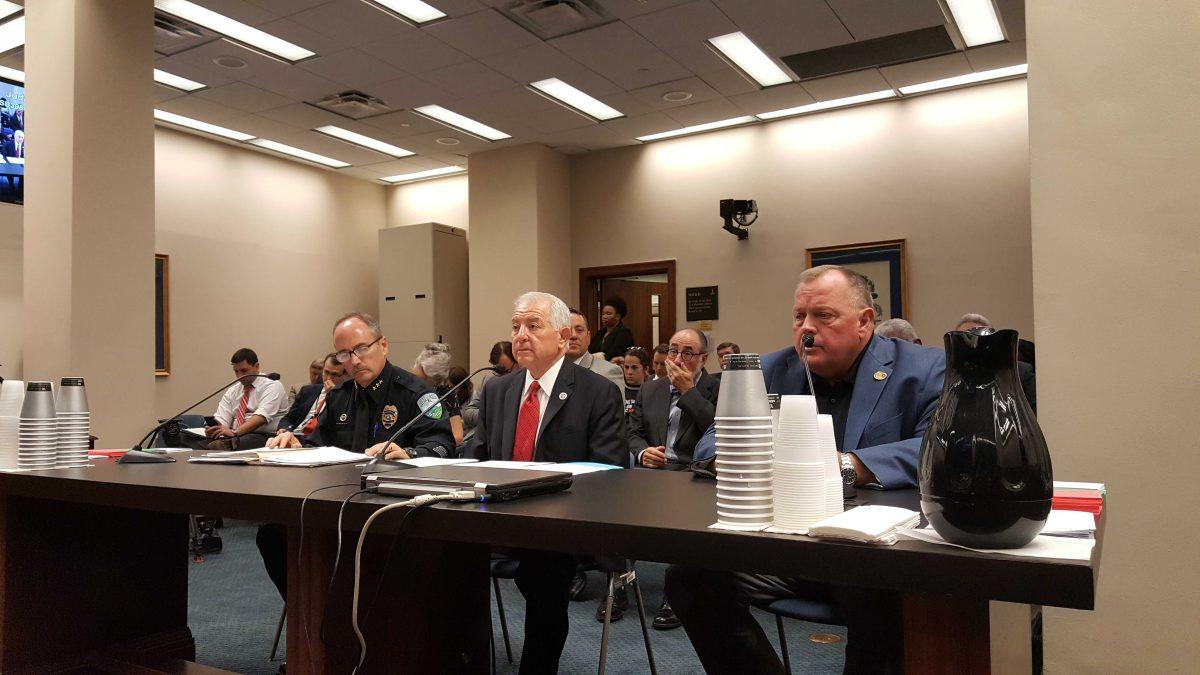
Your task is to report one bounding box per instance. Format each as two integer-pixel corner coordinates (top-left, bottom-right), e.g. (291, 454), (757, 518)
(334, 311), (383, 338)
(414, 343), (452, 381)
(954, 313), (992, 331)
(514, 292), (571, 331)
(796, 265), (873, 310)
(875, 318), (919, 342)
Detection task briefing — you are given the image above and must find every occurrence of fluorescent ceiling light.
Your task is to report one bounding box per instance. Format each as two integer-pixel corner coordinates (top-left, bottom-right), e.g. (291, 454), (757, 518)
(153, 0), (315, 62)
(529, 78), (623, 121)
(154, 109), (255, 142)
(0, 64), (23, 83)
(249, 138), (350, 168)
(0, 1), (21, 23)
(707, 32), (791, 88)
(367, 0), (446, 24)
(0, 15), (23, 54)
(899, 64), (1027, 95)
(947, 0), (1005, 47)
(636, 116), (756, 143)
(314, 125), (415, 157)
(154, 68), (206, 92)
(414, 105), (510, 141)
(380, 166), (465, 184)
(756, 89), (897, 120)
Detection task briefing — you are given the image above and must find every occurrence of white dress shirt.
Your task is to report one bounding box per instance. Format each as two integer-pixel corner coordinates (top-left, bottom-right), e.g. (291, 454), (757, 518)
(214, 377), (288, 432)
(521, 354), (566, 446)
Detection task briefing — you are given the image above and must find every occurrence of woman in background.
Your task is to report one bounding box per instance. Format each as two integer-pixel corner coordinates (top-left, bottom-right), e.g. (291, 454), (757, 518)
(589, 296), (634, 358)
(413, 343), (465, 445)
(460, 340), (516, 444)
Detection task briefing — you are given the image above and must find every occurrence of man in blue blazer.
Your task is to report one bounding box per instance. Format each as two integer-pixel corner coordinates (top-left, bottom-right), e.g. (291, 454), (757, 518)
(670, 265), (945, 674)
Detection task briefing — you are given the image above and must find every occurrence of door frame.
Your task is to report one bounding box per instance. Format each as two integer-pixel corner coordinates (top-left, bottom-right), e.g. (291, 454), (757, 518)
(578, 260), (677, 348)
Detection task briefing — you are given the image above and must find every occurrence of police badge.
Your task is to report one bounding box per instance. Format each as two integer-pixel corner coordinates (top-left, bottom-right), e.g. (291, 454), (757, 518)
(381, 404), (399, 429)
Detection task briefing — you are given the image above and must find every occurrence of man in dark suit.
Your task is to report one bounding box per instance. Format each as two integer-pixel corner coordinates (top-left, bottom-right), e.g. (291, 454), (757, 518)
(670, 265), (946, 674)
(274, 353), (346, 440)
(464, 291), (626, 674)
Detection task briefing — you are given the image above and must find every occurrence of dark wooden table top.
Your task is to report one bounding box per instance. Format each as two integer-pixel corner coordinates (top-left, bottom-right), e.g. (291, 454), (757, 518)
(0, 456), (1101, 609)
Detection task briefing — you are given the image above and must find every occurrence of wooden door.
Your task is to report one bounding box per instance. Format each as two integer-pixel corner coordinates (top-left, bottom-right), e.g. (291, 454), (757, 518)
(579, 260), (676, 354)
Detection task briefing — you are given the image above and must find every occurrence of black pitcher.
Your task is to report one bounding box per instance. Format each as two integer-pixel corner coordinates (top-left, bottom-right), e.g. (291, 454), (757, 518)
(919, 328), (1052, 548)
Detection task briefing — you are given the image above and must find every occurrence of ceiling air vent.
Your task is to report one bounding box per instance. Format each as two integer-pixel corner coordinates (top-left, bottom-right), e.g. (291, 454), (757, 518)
(498, 0), (614, 39)
(154, 11), (217, 55)
(309, 91), (393, 120)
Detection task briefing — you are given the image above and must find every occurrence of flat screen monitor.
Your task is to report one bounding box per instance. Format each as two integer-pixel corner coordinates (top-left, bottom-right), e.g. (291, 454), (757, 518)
(0, 77), (24, 205)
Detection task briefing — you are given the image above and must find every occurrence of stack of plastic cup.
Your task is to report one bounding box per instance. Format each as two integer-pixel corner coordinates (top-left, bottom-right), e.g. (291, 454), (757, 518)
(55, 377), (90, 468)
(714, 353), (774, 530)
(18, 382), (57, 470)
(0, 379), (25, 470)
(817, 414), (844, 517)
(772, 395), (827, 530)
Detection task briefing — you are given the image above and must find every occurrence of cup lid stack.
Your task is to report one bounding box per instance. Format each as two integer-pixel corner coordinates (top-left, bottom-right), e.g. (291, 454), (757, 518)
(19, 382), (57, 471)
(713, 353), (774, 530)
(772, 395), (828, 530)
(0, 379), (25, 470)
(55, 377), (90, 469)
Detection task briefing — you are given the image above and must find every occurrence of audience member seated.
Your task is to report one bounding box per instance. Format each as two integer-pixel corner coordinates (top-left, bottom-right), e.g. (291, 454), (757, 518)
(588, 296), (635, 358)
(621, 347), (651, 414)
(462, 340), (515, 442)
(874, 317), (922, 344)
(566, 308), (626, 392)
(445, 365), (473, 447)
(715, 341), (741, 370)
(955, 312), (1036, 412)
(462, 291), (626, 674)
(651, 343), (669, 380)
(413, 342), (466, 444)
(276, 353), (346, 440)
(189, 348), (287, 451)
(671, 265), (947, 674)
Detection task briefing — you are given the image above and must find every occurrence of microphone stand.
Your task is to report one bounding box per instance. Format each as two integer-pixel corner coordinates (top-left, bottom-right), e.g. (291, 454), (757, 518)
(121, 373), (280, 464)
(360, 365), (503, 479)
(800, 334), (817, 396)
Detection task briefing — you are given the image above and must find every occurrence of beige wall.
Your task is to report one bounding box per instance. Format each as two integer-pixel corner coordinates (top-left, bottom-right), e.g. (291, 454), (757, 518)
(0, 204), (20, 378)
(571, 79), (1033, 354)
(153, 128), (384, 420)
(1028, 3), (1200, 672)
(385, 174), (469, 231)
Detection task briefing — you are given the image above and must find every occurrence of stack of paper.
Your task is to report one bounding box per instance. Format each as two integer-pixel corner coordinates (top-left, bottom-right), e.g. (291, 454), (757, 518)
(188, 447), (368, 467)
(806, 505), (922, 545)
(1041, 509), (1097, 539)
(1052, 481), (1106, 515)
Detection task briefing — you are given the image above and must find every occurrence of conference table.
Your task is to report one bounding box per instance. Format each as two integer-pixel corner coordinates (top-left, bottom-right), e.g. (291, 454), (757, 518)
(0, 455), (1103, 674)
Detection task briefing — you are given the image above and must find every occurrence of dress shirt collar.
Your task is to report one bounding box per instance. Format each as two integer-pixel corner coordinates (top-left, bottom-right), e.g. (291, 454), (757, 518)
(523, 354), (566, 400)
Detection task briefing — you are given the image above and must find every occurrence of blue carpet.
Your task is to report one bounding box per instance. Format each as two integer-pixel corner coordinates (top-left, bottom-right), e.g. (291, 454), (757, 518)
(189, 520), (846, 673)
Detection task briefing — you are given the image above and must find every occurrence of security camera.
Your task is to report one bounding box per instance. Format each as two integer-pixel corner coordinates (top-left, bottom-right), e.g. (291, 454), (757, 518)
(720, 199), (757, 240)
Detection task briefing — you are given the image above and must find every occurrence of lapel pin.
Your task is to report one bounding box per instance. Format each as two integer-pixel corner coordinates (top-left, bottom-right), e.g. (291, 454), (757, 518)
(874, 371), (888, 381)
(559, 392), (569, 400)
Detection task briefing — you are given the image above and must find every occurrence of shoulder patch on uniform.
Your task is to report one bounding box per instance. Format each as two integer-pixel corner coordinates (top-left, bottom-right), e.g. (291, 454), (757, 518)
(417, 392), (444, 420)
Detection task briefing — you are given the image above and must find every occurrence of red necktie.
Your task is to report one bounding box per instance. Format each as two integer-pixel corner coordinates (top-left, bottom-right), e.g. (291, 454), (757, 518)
(234, 383), (254, 428)
(512, 381), (541, 462)
(301, 397), (325, 435)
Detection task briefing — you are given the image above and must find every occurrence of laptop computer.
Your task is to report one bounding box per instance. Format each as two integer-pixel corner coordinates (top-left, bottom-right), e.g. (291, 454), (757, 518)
(364, 464), (573, 502)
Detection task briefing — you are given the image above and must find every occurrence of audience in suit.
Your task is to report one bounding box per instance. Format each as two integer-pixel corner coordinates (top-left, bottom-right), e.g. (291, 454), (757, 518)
(669, 265), (947, 674)
(875, 317), (922, 344)
(651, 343), (669, 380)
(463, 291), (627, 674)
(588, 296), (635, 358)
(955, 313), (1036, 413)
(276, 353), (346, 439)
(715, 341), (741, 370)
(462, 340), (516, 442)
(566, 308), (626, 393)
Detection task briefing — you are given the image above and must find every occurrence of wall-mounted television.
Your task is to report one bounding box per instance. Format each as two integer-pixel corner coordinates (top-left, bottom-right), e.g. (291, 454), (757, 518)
(0, 77), (24, 205)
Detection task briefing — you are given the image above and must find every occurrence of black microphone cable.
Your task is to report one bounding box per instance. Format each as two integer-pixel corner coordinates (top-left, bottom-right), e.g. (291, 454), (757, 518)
(295, 481), (363, 674)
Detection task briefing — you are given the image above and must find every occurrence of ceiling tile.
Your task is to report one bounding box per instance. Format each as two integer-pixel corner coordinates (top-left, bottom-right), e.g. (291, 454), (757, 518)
(592, 0), (696, 20)
(361, 109), (448, 136)
(964, 40), (1026, 71)
(550, 22), (691, 90)
(480, 43), (622, 95)
(246, 65), (346, 101)
(590, 91), (657, 118)
(299, 48), (409, 88)
(626, 0), (736, 48)
(368, 73), (457, 110)
(221, 113), (304, 138)
(256, 102), (350, 128)
(194, 82), (295, 113)
(422, 60), (519, 98)
(289, 0), (415, 43)
(694, 66), (760, 97)
(154, 84), (187, 104)
(454, 87), (558, 119)
(187, 0), (281, 26)
(166, 38), (291, 84)
(245, 0), (336, 17)
(156, 95), (248, 122)
(154, 58), (234, 89)
(800, 68), (893, 100)
(409, 129), (497, 154)
(712, 0), (852, 56)
(424, 9), (542, 58)
(0, 50), (22, 69)
(425, 0), (490, 17)
(879, 52), (972, 89)
(628, 76), (722, 110)
(492, 104), (595, 133)
(359, 30), (473, 74)
(255, 17), (347, 56)
(826, 0), (946, 41)
(424, 151), (470, 165)
(601, 112), (682, 139)
(537, 124), (630, 152)
(994, 0), (1026, 42)
(662, 97), (745, 126)
(726, 83), (816, 115)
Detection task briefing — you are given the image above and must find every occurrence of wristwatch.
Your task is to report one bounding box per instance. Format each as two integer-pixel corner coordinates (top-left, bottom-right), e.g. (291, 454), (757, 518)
(839, 452), (857, 486)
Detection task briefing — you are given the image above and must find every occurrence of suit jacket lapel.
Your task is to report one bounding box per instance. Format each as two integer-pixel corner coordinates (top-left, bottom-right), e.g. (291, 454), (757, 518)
(844, 337), (894, 451)
(500, 372), (524, 461)
(645, 379), (670, 444)
(537, 362), (576, 452)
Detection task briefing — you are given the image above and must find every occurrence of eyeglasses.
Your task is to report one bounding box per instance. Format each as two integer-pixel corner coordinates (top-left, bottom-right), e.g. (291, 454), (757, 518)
(334, 336), (382, 363)
(666, 348), (705, 360)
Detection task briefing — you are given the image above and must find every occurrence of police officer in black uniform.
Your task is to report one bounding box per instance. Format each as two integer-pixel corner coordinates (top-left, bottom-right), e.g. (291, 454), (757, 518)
(258, 312), (454, 608)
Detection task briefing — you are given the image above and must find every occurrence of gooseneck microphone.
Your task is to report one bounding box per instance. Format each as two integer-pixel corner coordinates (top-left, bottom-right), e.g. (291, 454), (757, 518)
(122, 372), (281, 464)
(800, 334), (818, 397)
(360, 365), (505, 478)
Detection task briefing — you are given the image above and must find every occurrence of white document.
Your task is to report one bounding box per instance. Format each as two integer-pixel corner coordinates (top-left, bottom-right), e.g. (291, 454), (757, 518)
(550, 463), (622, 475)
(399, 457), (478, 468)
(1053, 480), (1106, 492)
(898, 526), (1096, 561)
(183, 427), (207, 437)
(1041, 509), (1097, 537)
(258, 447), (368, 466)
(471, 460), (555, 469)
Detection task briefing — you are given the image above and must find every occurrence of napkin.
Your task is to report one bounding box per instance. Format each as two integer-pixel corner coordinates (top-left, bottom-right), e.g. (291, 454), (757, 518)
(807, 505), (921, 545)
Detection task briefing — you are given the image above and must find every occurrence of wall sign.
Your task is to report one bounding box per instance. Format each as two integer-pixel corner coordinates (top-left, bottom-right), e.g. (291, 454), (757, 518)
(686, 286), (719, 322)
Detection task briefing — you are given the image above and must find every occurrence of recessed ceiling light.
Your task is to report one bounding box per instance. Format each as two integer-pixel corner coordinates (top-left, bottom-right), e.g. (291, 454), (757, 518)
(898, 64), (1027, 95)
(662, 91), (693, 103)
(248, 138), (350, 168)
(756, 89), (897, 120)
(314, 125), (415, 157)
(707, 32), (791, 88)
(0, 64), (23, 83)
(153, 68), (206, 92)
(947, 0), (1005, 47)
(212, 55), (248, 69)
(380, 166), (465, 184)
(529, 78), (623, 121)
(0, 1), (21, 23)
(153, 0), (315, 62)
(635, 116), (756, 143)
(414, 105), (511, 141)
(365, 0), (446, 24)
(435, 137), (460, 146)
(154, 109), (256, 142)
(0, 15), (23, 54)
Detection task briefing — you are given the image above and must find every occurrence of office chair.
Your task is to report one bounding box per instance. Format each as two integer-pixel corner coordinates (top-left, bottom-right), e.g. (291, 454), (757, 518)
(761, 598), (844, 674)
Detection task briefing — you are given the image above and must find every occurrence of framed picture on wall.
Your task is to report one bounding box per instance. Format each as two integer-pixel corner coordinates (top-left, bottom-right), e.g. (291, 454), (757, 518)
(806, 239), (907, 321)
(155, 254), (170, 376)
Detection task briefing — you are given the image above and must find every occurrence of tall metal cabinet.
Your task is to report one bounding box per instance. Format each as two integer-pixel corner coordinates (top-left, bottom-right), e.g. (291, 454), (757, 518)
(378, 223), (469, 373)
